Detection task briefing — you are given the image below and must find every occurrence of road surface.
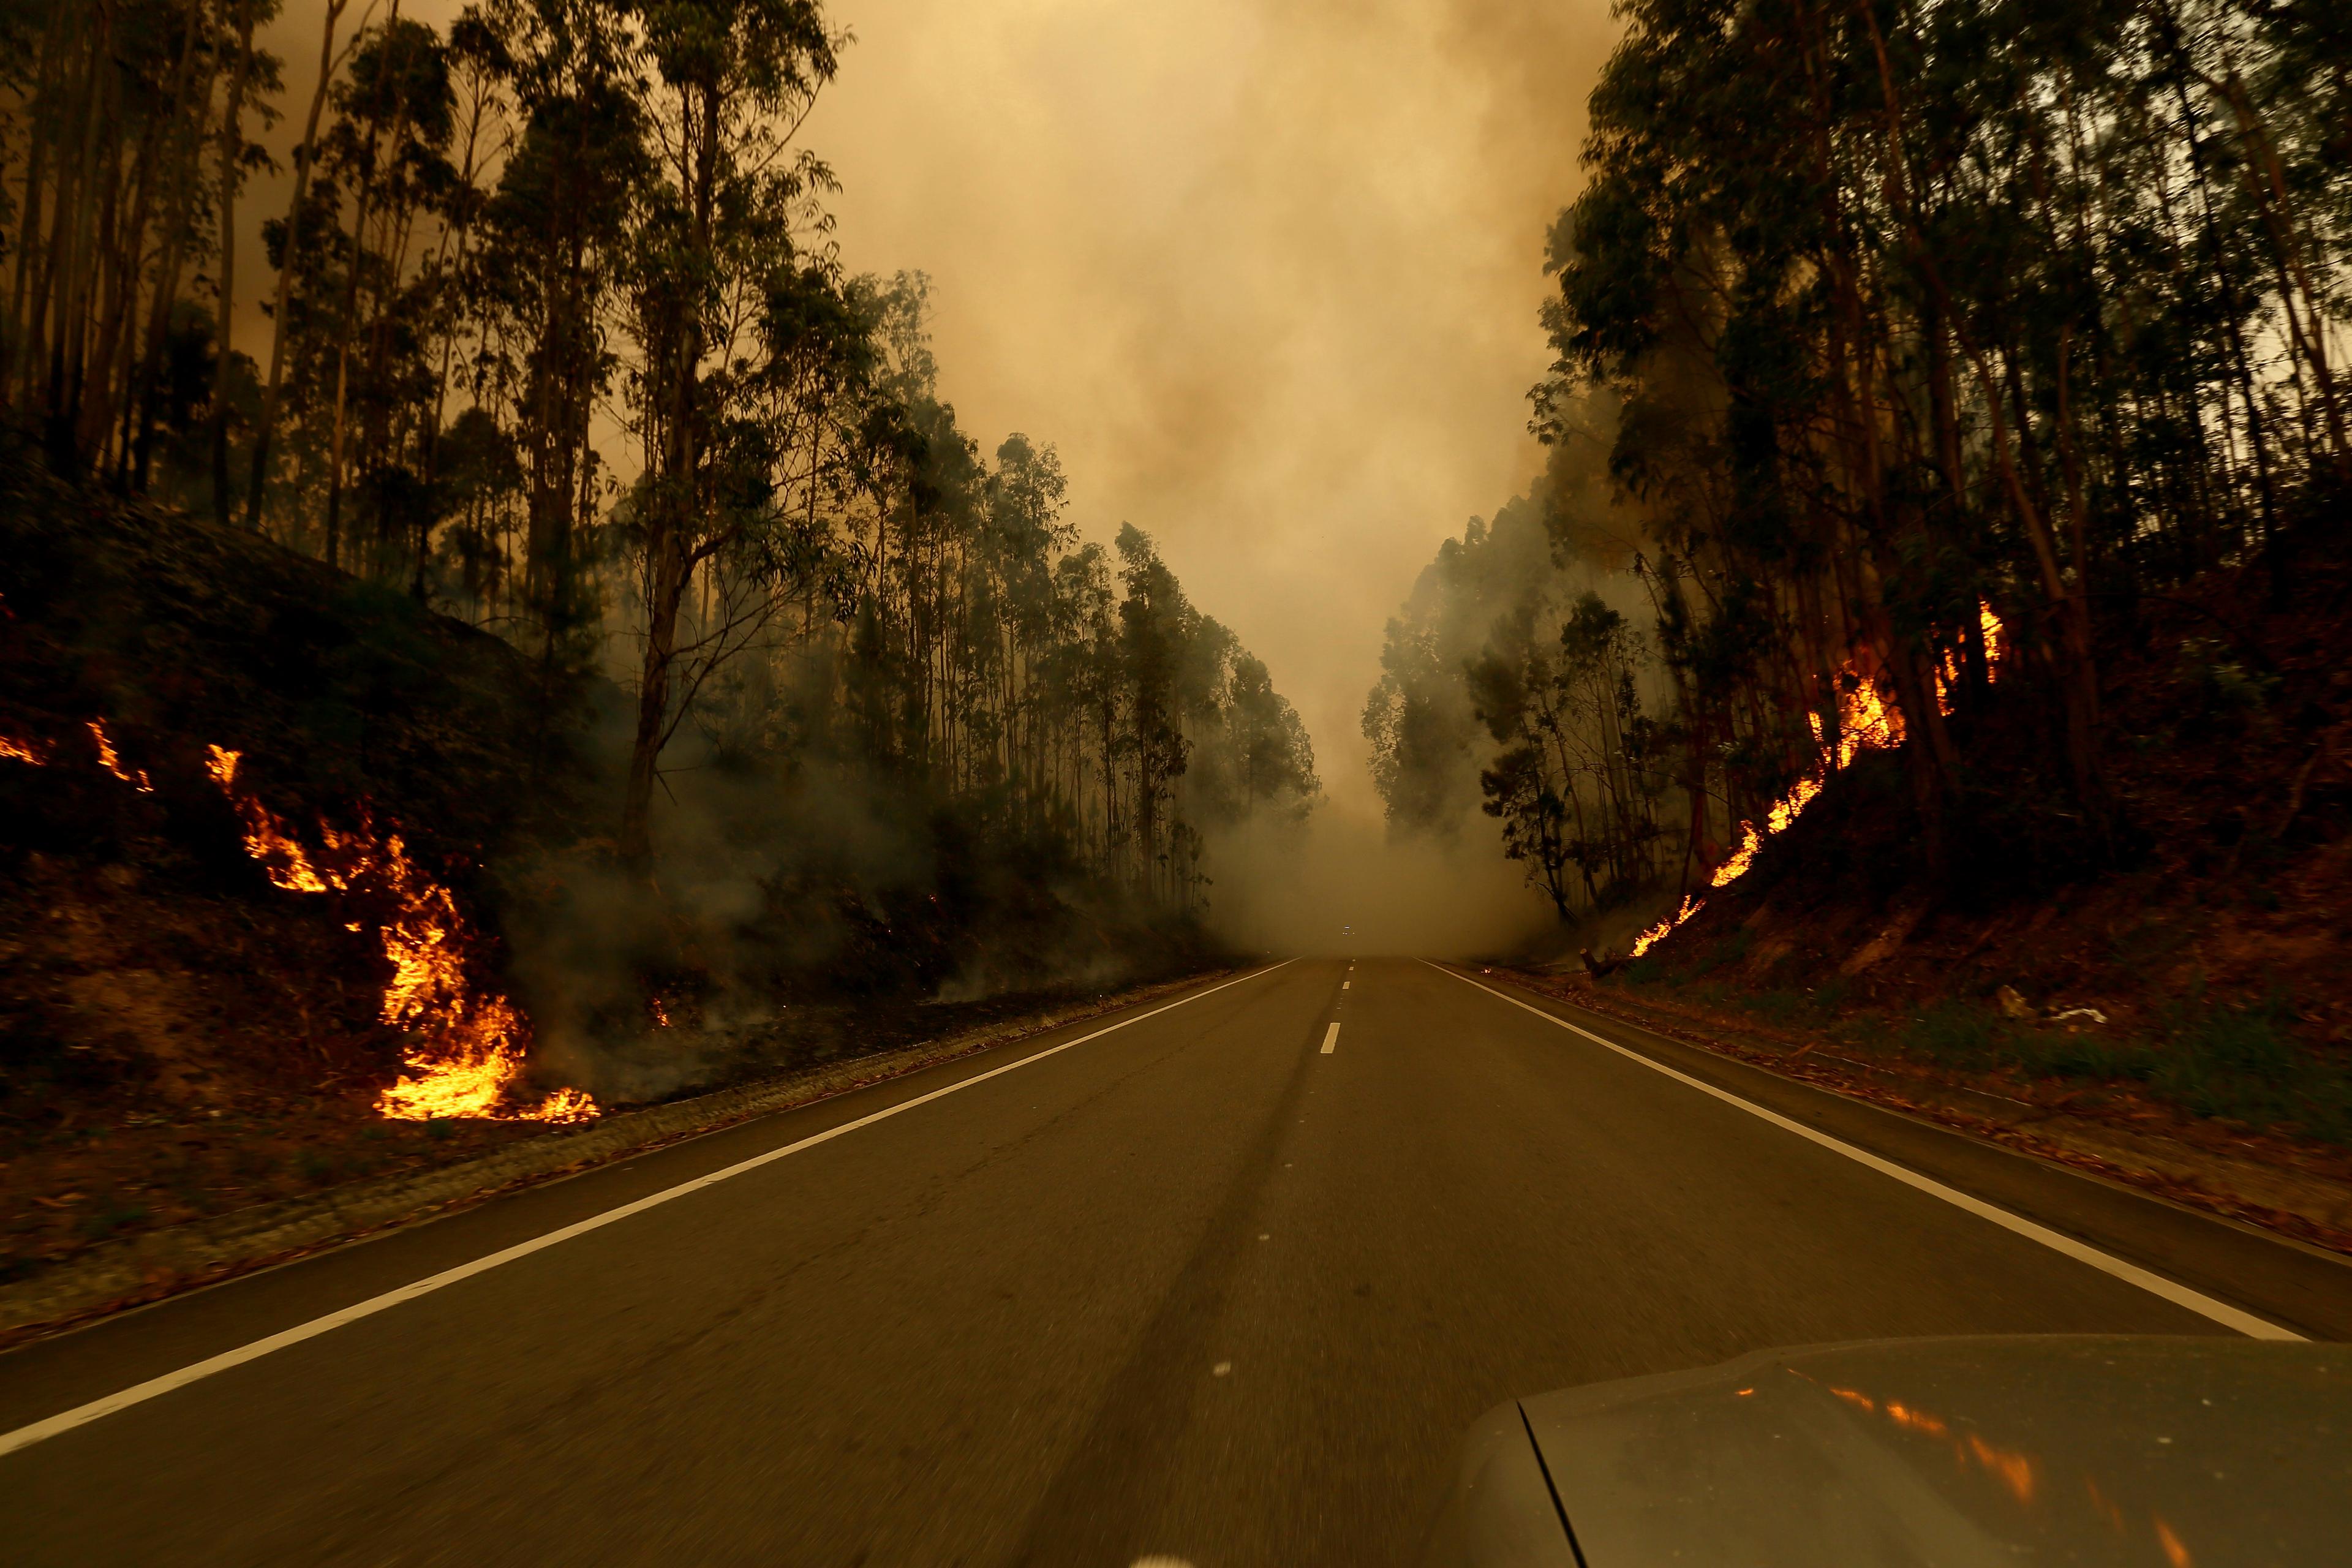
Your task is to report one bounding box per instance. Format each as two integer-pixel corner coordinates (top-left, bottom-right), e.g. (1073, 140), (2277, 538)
(4, 959), (2347, 1566)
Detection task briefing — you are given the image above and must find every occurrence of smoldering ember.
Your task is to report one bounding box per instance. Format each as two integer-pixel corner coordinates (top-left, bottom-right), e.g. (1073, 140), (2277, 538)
(3, 2), (2350, 1564)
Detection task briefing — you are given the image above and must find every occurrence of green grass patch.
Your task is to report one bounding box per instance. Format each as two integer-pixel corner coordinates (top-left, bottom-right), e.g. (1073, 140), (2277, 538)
(1897, 987), (2352, 1146)
(1904, 1001), (2004, 1068)
(2143, 989), (2352, 1142)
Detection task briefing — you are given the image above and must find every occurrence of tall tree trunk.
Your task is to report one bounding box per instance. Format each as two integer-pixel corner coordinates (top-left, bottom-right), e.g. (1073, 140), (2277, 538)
(209, 0), (258, 527)
(77, 0), (209, 473)
(620, 80), (720, 876)
(246, 0), (365, 531)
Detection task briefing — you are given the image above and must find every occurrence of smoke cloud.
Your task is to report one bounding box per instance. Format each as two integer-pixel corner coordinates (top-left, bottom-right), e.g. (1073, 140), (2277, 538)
(1204, 816), (1556, 960)
(806, 0), (1617, 824)
(245, 0), (1624, 955)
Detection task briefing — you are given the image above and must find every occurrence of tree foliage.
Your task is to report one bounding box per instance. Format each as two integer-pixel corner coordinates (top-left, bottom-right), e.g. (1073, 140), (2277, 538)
(0, 0), (1317, 913)
(1382, 0), (2351, 921)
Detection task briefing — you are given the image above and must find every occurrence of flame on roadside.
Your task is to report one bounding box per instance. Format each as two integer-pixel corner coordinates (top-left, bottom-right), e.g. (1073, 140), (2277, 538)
(1630, 894), (1705, 959)
(1702, 679), (1883, 897)
(205, 745), (596, 1124)
(1, 731), (47, 765)
(1621, 668), (1891, 958)
(1642, 605), (2009, 956)
(89, 720), (153, 793)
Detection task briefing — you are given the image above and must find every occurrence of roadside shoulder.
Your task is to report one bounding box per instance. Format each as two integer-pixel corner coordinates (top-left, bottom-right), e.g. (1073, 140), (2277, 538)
(0, 971), (1225, 1346)
(1463, 965), (2352, 1343)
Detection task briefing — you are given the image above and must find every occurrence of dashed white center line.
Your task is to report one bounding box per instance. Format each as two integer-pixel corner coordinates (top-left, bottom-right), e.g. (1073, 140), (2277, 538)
(1321, 1023), (1340, 1054)
(1342, 980), (1351, 990)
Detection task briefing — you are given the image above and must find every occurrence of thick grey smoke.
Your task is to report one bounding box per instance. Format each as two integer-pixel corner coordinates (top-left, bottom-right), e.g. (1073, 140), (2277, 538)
(1204, 816), (1555, 960)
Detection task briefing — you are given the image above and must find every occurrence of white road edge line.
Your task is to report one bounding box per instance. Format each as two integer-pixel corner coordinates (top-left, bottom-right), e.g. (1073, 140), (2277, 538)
(1428, 963), (2302, 1342)
(0, 962), (1297, 1460)
(1321, 1023), (1341, 1054)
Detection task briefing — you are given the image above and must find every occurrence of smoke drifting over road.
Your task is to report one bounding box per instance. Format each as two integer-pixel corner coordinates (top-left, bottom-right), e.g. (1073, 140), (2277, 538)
(805, 0), (1617, 821)
(1205, 817), (1556, 960)
(239, 0), (1623, 950)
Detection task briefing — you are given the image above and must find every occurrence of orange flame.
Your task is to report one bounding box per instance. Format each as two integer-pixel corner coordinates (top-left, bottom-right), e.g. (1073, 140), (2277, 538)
(2, 730), (49, 765)
(1936, 602), (2007, 717)
(1678, 661), (1915, 912)
(207, 746), (336, 892)
(89, 720), (154, 793)
(1630, 893), (1706, 958)
(205, 746), (596, 1124)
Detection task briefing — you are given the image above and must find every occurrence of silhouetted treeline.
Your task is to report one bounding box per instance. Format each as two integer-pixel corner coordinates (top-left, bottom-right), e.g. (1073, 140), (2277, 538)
(1379, 0), (2348, 915)
(1364, 444), (1677, 919)
(0, 0), (1316, 911)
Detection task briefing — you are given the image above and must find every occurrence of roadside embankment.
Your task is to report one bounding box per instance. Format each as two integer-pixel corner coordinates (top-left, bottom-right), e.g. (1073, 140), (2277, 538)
(0, 970), (1222, 1345)
(1510, 966), (2352, 1261)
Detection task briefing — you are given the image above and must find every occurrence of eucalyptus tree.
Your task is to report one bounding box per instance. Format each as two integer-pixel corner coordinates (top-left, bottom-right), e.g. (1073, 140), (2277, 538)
(204, 0), (281, 525)
(470, 0), (645, 685)
(613, 0), (842, 874)
(1511, 0), (2351, 897)
(0, 0), (1323, 929)
(245, 0), (373, 530)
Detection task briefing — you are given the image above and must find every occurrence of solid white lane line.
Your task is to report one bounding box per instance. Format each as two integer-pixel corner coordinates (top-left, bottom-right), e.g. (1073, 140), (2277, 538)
(0, 963), (1297, 1460)
(1321, 1023), (1341, 1054)
(1428, 963), (2302, 1341)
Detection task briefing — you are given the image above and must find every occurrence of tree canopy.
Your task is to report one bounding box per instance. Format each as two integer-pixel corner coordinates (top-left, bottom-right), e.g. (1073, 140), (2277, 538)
(0, 0), (1319, 916)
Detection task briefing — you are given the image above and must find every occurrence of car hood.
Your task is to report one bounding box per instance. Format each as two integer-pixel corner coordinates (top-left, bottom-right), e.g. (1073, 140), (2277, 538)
(1519, 1336), (2351, 1567)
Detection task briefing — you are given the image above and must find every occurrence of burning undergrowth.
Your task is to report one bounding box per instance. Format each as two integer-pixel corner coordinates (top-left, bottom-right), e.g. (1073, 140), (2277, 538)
(202, 746), (595, 1123)
(496, 730), (1219, 1104)
(0, 452), (1226, 1276)
(1565, 545), (2352, 1152)
(1627, 606), (2005, 960)
(2, 710), (596, 1125)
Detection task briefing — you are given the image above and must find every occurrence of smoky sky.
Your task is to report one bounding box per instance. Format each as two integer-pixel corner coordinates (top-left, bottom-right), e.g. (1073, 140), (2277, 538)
(810, 0), (1616, 819)
(252, 0), (1620, 822)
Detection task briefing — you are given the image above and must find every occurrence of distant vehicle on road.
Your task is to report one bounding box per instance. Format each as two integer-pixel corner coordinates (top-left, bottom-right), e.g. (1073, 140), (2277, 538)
(1423, 1335), (2351, 1566)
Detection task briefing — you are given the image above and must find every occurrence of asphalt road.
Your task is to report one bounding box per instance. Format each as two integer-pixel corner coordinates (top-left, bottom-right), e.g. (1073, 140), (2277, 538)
(5, 958), (2346, 1566)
